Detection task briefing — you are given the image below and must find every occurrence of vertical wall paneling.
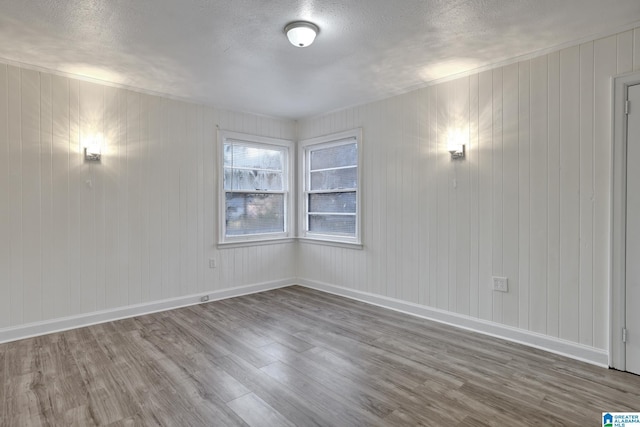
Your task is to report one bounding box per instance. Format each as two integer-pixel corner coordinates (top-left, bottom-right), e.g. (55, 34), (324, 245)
(0, 65), (8, 328)
(593, 35), (618, 350)
(93, 84), (106, 312)
(518, 61), (531, 330)
(546, 51), (561, 338)
(468, 74), (480, 318)
(385, 97), (398, 299)
(8, 65), (23, 326)
(406, 93), (420, 303)
(502, 63), (520, 328)
(40, 73), (53, 320)
(79, 81), (103, 315)
(170, 101), (183, 295)
(446, 82), (457, 312)
(50, 75), (70, 319)
(127, 91), (142, 305)
(528, 55), (549, 334)
(634, 28), (640, 71)
(436, 83), (450, 310)
(427, 88), (438, 306)
(117, 88), (130, 306)
(178, 102), (189, 293)
(138, 93), (150, 303)
(103, 85), (119, 309)
(455, 77), (471, 316)
(203, 107), (215, 289)
(396, 96), (407, 299)
(418, 88), (429, 306)
(161, 97), (171, 298)
(559, 46), (581, 343)
(68, 79), (82, 316)
(186, 104), (198, 296)
(393, 98), (405, 298)
(477, 70), (494, 322)
(190, 104), (207, 284)
(579, 42), (595, 346)
(617, 30), (634, 74)
(21, 69), (41, 324)
(196, 105), (204, 293)
(492, 68), (504, 323)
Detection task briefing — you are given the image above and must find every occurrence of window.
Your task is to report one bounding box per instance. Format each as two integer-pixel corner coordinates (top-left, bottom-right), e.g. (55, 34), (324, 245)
(219, 131), (294, 245)
(299, 129), (362, 245)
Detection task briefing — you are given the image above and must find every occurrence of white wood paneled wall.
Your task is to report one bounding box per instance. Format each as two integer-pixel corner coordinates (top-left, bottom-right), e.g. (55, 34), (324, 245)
(298, 27), (640, 350)
(0, 65), (296, 329)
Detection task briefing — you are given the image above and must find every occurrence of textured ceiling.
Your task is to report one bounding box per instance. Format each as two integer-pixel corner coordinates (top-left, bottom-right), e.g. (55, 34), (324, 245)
(0, 0), (639, 119)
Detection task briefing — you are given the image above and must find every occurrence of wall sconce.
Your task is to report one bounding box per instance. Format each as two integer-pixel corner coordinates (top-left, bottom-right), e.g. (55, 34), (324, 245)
(448, 144), (465, 159)
(447, 129), (466, 160)
(83, 134), (103, 162)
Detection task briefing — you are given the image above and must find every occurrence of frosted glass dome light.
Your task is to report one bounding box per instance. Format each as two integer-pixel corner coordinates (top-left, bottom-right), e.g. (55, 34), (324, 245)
(285, 21), (319, 48)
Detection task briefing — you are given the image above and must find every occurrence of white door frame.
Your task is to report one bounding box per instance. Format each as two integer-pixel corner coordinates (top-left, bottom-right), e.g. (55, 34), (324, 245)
(611, 71), (640, 370)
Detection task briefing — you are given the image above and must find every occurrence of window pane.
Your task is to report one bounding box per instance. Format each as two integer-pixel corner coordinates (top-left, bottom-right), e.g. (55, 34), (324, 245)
(224, 143), (284, 170)
(223, 143), (233, 167)
(225, 193), (285, 235)
(310, 143), (357, 170)
(309, 192), (356, 213)
(224, 168), (283, 191)
(310, 167), (357, 190)
(309, 214), (356, 235)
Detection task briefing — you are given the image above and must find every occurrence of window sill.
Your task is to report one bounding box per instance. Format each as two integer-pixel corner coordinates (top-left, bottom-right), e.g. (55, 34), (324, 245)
(297, 237), (363, 250)
(218, 237), (363, 250)
(218, 237), (296, 249)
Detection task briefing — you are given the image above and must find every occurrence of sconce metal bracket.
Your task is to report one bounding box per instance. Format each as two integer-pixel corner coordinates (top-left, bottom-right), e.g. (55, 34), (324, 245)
(84, 148), (101, 162)
(449, 145), (465, 160)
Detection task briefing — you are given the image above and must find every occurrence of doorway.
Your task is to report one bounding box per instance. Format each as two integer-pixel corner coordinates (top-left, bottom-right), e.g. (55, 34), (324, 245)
(612, 73), (640, 374)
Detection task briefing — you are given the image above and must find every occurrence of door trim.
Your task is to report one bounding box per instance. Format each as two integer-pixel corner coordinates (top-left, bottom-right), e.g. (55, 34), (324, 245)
(611, 71), (640, 370)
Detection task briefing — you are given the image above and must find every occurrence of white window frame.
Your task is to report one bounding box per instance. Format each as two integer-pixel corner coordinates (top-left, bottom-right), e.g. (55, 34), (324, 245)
(298, 128), (362, 247)
(218, 130), (295, 246)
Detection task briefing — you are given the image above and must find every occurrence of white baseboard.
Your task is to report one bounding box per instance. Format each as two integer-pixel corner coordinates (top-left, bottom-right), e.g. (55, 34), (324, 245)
(0, 277), (610, 368)
(0, 279), (295, 344)
(297, 279), (609, 368)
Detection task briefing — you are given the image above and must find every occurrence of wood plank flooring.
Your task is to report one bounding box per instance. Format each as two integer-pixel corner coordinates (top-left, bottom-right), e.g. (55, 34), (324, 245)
(1, 285), (639, 426)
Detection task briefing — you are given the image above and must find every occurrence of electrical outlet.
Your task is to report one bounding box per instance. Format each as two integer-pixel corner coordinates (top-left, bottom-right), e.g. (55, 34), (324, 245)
(201, 295), (210, 302)
(209, 258), (217, 269)
(492, 276), (508, 292)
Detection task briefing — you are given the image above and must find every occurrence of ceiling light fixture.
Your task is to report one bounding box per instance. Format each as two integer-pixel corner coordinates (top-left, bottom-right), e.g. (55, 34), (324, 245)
(284, 21), (319, 48)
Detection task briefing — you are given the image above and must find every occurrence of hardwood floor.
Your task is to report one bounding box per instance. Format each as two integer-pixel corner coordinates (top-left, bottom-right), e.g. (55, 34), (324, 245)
(1, 285), (639, 426)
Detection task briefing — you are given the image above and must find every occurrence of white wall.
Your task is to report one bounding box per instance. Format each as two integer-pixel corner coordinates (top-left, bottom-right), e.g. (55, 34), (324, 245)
(0, 65), (297, 331)
(298, 27), (640, 351)
(2, 26), (639, 357)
